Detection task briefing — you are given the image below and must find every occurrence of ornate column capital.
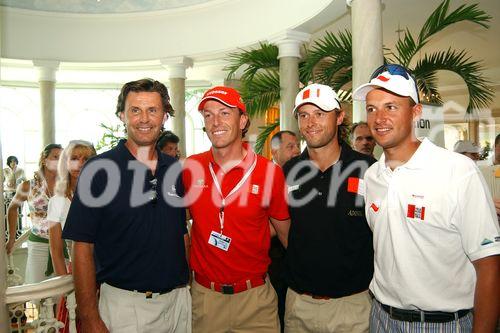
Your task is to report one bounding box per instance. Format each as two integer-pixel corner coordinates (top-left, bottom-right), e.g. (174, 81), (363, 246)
(160, 57), (193, 79)
(32, 60), (60, 81)
(269, 30), (311, 59)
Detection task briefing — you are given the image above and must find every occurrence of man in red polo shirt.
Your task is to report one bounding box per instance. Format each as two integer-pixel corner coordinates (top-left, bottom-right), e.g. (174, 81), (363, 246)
(183, 86), (290, 333)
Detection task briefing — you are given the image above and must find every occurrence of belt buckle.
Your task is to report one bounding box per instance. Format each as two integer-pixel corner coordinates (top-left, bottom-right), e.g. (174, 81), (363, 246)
(145, 291), (153, 299)
(221, 285), (234, 294)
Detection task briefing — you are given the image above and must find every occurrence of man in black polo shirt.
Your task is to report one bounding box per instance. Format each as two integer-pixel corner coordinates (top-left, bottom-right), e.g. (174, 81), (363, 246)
(283, 83), (375, 333)
(63, 79), (190, 333)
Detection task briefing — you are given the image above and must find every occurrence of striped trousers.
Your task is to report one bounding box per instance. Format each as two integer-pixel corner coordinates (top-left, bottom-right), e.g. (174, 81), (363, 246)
(370, 300), (473, 333)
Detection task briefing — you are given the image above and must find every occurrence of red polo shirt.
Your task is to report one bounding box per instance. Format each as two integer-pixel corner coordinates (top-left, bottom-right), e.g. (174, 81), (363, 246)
(183, 144), (289, 283)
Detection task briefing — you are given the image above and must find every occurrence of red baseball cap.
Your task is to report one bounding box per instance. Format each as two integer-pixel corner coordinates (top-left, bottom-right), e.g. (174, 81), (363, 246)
(198, 86), (246, 113)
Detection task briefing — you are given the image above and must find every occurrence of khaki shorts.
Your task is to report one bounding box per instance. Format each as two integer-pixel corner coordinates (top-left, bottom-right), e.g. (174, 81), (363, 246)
(285, 288), (371, 333)
(192, 279), (280, 333)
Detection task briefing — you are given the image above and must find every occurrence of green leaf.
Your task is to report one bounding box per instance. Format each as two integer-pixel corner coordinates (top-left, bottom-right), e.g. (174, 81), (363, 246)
(418, 0), (491, 46)
(395, 0), (491, 66)
(302, 30), (353, 85)
(240, 70), (280, 118)
(254, 120), (280, 155)
(95, 123), (124, 152)
(413, 49), (494, 114)
(224, 43), (279, 82)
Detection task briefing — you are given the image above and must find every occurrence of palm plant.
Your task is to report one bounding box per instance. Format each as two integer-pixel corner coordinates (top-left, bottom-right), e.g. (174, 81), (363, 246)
(388, 0), (493, 113)
(225, 42), (281, 117)
(225, 0), (493, 153)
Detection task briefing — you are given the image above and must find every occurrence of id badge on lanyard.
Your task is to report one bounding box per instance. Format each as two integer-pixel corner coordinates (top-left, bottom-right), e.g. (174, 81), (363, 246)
(207, 153), (257, 251)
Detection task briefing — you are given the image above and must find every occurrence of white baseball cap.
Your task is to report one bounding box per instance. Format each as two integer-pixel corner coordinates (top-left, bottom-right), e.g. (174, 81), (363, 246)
(353, 66), (419, 104)
(293, 83), (341, 115)
(453, 140), (481, 154)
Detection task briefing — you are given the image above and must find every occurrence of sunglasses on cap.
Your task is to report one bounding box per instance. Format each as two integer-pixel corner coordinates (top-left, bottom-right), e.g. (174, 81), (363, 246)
(370, 64), (416, 81)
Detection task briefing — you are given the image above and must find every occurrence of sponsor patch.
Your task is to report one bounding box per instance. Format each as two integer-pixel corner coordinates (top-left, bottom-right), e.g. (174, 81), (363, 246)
(370, 203), (379, 212)
(347, 209), (364, 217)
(481, 238), (493, 246)
(407, 204), (425, 220)
(347, 177), (365, 196)
(251, 184), (259, 195)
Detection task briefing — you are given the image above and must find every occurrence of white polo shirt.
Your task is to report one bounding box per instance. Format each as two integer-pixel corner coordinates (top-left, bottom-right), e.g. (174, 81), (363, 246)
(364, 138), (500, 312)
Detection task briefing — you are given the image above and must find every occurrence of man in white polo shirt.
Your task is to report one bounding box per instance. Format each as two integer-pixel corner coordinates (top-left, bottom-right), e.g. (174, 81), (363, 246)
(353, 64), (500, 332)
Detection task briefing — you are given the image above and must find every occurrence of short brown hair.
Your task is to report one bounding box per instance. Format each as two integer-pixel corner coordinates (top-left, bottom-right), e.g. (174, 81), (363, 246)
(116, 78), (174, 117)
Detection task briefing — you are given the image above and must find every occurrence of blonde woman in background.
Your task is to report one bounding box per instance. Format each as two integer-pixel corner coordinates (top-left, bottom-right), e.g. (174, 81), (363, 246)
(6, 143), (62, 284)
(48, 141), (96, 276)
(47, 140), (96, 333)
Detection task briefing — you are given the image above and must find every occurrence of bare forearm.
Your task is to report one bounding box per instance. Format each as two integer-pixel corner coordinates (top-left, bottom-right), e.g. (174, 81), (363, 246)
(49, 224), (68, 275)
(472, 255), (500, 333)
(73, 242), (100, 321)
(50, 240), (68, 276)
(270, 218), (290, 249)
(7, 204), (19, 240)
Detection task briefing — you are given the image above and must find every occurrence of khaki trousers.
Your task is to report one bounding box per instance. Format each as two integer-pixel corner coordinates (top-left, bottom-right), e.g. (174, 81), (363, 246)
(99, 283), (192, 333)
(192, 279), (280, 333)
(285, 288), (371, 333)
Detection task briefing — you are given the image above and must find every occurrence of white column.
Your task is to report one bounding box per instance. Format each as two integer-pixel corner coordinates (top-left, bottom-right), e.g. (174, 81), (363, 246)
(349, 0), (383, 122)
(33, 60), (60, 146)
(270, 30), (310, 134)
(161, 57), (193, 158)
(0, 141), (7, 333)
(0, 19), (8, 330)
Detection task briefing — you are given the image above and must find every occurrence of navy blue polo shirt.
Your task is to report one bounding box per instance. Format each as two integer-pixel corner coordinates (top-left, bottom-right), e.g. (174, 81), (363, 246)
(283, 141), (375, 298)
(62, 140), (189, 292)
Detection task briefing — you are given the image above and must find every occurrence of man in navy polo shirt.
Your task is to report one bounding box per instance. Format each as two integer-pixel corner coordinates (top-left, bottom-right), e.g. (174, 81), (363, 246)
(63, 79), (191, 333)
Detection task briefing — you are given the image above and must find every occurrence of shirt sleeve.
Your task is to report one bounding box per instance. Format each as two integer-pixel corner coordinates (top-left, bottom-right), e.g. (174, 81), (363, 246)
(174, 162), (187, 235)
(267, 163), (290, 221)
(453, 161), (500, 262)
(47, 195), (66, 223)
(62, 161), (105, 243)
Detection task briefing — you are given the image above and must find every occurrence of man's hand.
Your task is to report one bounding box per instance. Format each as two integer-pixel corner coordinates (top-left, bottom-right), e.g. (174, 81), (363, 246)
(494, 198), (500, 217)
(80, 318), (109, 333)
(6, 238), (15, 255)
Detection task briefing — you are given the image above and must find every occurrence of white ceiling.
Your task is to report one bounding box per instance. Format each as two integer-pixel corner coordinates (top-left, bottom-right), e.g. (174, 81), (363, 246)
(0, 0), (217, 14)
(0, 0), (499, 102)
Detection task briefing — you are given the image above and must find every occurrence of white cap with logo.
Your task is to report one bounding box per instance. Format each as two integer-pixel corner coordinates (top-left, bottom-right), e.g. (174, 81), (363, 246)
(293, 83), (341, 115)
(353, 71), (419, 104)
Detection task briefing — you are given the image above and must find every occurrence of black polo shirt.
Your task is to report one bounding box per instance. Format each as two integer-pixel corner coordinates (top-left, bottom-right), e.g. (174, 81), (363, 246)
(62, 140), (189, 292)
(283, 141), (375, 298)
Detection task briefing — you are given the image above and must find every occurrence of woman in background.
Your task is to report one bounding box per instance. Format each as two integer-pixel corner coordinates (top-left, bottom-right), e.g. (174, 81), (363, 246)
(47, 140), (96, 333)
(48, 140), (96, 275)
(6, 143), (62, 284)
(3, 155), (27, 239)
(3, 155), (26, 196)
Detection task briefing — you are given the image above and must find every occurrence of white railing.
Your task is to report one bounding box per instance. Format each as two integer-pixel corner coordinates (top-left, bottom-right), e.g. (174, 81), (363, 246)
(10, 231), (29, 253)
(6, 276), (77, 333)
(5, 232), (77, 333)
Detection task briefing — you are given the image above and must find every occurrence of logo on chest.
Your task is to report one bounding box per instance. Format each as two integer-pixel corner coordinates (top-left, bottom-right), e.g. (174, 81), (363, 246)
(407, 193), (426, 221)
(407, 204), (426, 220)
(194, 179), (208, 188)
